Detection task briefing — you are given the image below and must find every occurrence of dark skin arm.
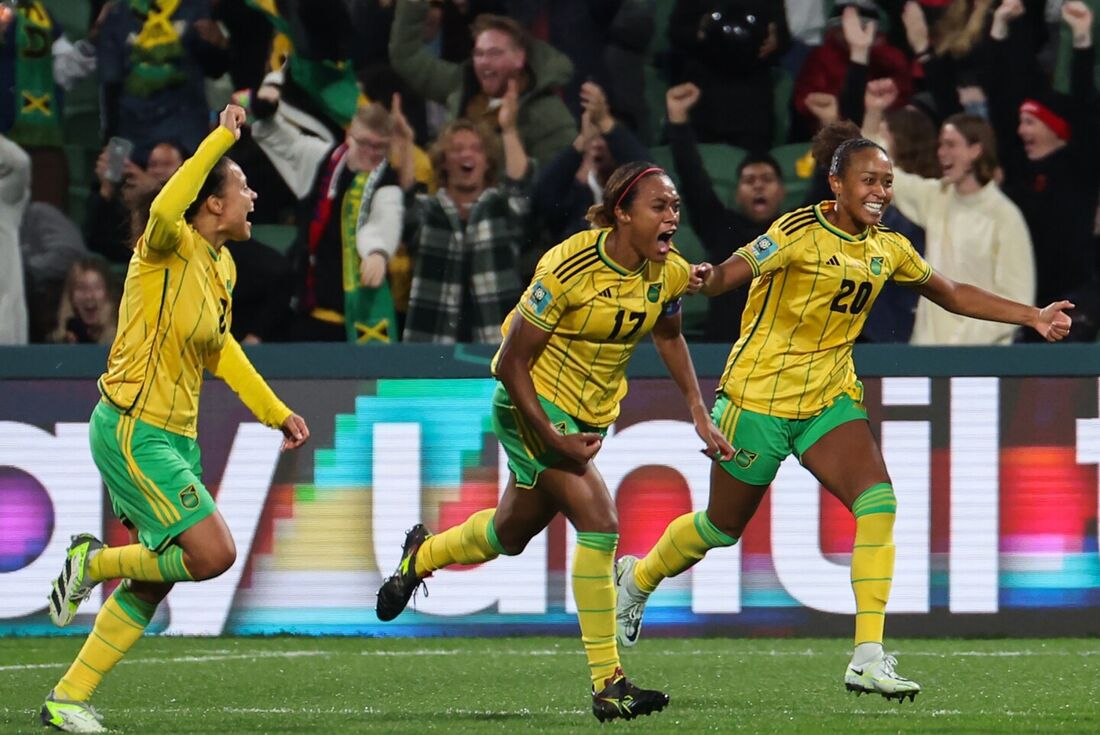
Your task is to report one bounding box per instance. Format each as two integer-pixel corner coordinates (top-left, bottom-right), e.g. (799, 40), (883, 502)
(495, 312), (604, 465)
(913, 272), (1073, 342)
(694, 253), (757, 297)
(650, 309), (733, 460)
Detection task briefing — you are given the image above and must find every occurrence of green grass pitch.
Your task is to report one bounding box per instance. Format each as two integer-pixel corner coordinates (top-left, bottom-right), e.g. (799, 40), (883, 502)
(3, 637), (1099, 733)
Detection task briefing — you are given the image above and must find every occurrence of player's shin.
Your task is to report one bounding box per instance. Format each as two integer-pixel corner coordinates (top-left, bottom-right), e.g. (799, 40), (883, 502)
(850, 483), (897, 647)
(573, 532), (620, 686)
(54, 582), (158, 702)
(634, 511), (737, 593)
(415, 508), (503, 576)
(88, 544), (194, 583)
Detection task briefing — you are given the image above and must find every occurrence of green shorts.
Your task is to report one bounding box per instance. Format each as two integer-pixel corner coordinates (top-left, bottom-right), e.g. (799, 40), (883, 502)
(710, 391), (868, 486)
(89, 401), (217, 552)
(491, 383), (607, 489)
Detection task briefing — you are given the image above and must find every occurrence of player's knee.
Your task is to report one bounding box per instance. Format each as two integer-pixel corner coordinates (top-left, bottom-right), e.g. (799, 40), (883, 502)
(128, 580), (173, 604)
(188, 539), (237, 580)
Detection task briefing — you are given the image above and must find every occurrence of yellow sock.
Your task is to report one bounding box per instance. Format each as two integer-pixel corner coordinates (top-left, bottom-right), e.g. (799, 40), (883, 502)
(634, 511), (737, 593)
(574, 532), (620, 687)
(851, 484), (897, 646)
(88, 544), (193, 583)
(415, 509), (503, 577)
(54, 583), (156, 702)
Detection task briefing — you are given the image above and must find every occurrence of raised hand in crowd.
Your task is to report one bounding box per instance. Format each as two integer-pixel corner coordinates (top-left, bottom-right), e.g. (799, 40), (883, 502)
(901, 1), (930, 57)
(579, 81), (616, 135)
(864, 78), (899, 114)
(805, 92), (840, 126)
(499, 78), (520, 133)
(842, 4), (877, 64)
(665, 82), (701, 125)
(1062, 1), (1094, 47)
(990, 0), (1025, 40)
(388, 92), (417, 193)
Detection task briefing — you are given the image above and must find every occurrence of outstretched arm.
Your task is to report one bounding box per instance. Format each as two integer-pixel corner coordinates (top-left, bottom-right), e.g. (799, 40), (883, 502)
(913, 271), (1073, 342)
(650, 311), (733, 460)
(695, 252), (756, 298)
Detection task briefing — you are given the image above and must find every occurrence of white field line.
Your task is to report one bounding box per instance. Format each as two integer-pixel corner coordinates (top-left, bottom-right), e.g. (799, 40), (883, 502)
(4, 646), (1100, 673)
(0, 649), (326, 672)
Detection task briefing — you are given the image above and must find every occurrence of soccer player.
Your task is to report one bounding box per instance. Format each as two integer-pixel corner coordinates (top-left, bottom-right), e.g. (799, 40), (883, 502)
(375, 161), (733, 722)
(614, 123), (1073, 702)
(40, 105), (310, 733)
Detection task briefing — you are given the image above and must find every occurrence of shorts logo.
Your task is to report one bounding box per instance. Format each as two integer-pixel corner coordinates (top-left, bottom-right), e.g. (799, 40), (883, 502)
(526, 280), (553, 316)
(553, 421), (568, 435)
(179, 485), (200, 511)
(647, 283), (662, 303)
(732, 448), (759, 470)
(870, 257), (883, 276)
(751, 235), (778, 261)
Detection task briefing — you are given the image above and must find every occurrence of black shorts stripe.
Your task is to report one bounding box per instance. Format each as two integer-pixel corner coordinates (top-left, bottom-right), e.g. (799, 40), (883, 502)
(557, 252), (601, 282)
(552, 245), (598, 279)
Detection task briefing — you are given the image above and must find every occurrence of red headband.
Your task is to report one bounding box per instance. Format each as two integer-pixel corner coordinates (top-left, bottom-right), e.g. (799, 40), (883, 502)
(1020, 99), (1071, 141)
(614, 166), (665, 211)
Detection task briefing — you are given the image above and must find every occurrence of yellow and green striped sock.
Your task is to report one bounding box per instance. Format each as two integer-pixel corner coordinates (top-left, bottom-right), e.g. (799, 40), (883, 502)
(415, 509), (503, 577)
(574, 532), (620, 687)
(851, 483), (897, 646)
(88, 544), (193, 583)
(635, 511), (737, 593)
(54, 583), (157, 702)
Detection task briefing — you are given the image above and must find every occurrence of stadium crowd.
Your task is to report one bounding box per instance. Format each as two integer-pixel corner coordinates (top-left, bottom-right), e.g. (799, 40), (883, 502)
(0, 0), (1097, 346)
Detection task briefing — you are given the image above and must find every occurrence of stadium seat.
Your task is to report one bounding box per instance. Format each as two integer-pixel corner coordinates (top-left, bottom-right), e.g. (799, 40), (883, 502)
(770, 142), (816, 211)
(772, 68), (794, 147)
(251, 224), (298, 256)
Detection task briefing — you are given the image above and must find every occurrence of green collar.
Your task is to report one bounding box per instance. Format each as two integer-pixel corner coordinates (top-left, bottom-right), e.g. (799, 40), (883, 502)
(597, 229), (646, 276)
(815, 202), (869, 242)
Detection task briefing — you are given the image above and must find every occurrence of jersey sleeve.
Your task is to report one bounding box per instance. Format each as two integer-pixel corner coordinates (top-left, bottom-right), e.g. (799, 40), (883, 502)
(732, 221), (799, 278)
(886, 232), (934, 285)
(660, 250), (692, 317)
(515, 250), (575, 332)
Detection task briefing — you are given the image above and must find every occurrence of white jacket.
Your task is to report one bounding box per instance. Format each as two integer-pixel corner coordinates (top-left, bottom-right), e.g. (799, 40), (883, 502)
(0, 135), (29, 344)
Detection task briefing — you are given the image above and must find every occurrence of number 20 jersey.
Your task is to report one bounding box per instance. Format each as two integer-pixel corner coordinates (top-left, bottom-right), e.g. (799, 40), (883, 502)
(492, 227), (691, 428)
(719, 202), (933, 419)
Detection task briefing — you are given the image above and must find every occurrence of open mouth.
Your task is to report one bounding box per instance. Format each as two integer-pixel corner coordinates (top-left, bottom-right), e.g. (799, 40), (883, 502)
(460, 162), (476, 174)
(656, 229), (675, 253)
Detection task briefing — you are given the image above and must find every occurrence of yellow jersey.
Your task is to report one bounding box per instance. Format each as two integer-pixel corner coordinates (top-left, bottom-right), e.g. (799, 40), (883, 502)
(98, 127), (291, 438)
(719, 202), (933, 419)
(492, 228), (692, 427)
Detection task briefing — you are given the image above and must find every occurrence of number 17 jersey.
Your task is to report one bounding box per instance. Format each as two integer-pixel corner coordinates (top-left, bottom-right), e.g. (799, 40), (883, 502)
(492, 228), (691, 428)
(719, 202), (933, 419)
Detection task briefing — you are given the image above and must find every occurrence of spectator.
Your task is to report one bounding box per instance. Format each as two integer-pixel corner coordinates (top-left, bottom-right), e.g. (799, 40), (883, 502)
(0, 132), (30, 344)
(0, 2), (97, 211)
(97, 0), (229, 159)
(85, 140), (185, 264)
(397, 81), (530, 343)
(866, 82), (1035, 344)
(794, 2), (913, 137)
(668, 0), (791, 151)
(223, 239), (294, 344)
(388, 0), (577, 165)
(665, 83), (785, 342)
(985, 0), (1100, 340)
(21, 202), (88, 342)
(531, 81), (649, 247)
(49, 256), (118, 345)
(862, 102), (938, 343)
(252, 89), (402, 343)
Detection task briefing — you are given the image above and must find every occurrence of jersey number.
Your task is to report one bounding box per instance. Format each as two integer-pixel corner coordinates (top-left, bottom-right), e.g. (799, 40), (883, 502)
(830, 279), (873, 315)
(608, 309), (646, 340)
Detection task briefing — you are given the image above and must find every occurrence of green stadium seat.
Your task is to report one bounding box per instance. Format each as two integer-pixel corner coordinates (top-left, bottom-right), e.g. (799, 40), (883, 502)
(251, 224), (297, 256)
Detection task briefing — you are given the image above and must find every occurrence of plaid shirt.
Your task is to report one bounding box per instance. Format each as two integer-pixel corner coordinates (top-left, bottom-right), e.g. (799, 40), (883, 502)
(403, 176), (530, 343)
